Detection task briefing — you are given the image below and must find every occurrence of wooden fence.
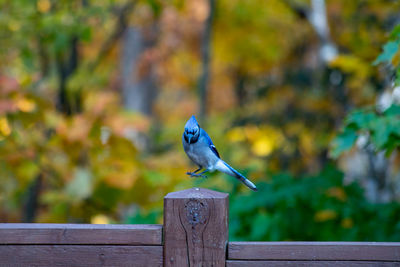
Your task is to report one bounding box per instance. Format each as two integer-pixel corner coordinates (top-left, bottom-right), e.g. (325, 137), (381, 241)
(0, 188), (399, 266)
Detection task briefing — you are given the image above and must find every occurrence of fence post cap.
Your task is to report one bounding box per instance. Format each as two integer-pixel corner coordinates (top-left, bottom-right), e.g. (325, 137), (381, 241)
(164, 187), (228, 199)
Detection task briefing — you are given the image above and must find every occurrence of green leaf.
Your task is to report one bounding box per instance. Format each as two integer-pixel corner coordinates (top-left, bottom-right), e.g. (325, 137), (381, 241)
(391, 119), (400, 136)
(385, 135), (400, 156)
(373, 40), (400, 65)
(370, 117), (400, 149)
(370, 118), (391, 148)
(396, 69), (400, 85)
(346, 110), (377, 128)
(384, 104), (400, 116)
(389, 25), (400, 40)
(330, 128), (358, 158)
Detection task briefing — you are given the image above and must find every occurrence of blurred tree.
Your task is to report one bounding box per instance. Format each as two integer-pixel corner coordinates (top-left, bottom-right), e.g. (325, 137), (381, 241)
(198, 0), (215, 122)
(0, 0), (399, 243)
(0, 0), (177, 223)
(331, 23), (400, 202)
(121, 0), (160, 116)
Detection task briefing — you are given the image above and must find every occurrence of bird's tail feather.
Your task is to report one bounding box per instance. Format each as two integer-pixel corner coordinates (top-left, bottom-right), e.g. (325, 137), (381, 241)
(217, 160), (258, 191)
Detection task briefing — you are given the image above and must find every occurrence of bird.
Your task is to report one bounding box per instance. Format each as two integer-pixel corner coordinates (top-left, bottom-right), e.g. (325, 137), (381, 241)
(182, 115), (257, 191)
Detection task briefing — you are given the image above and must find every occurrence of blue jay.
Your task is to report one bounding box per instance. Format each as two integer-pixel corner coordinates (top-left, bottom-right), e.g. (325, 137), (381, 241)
(182, 115), (257, 191)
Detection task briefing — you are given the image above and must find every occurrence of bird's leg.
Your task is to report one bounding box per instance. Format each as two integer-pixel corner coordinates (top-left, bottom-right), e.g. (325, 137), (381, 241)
(189, 169), (208, 178)
(186, 167), (202, 177)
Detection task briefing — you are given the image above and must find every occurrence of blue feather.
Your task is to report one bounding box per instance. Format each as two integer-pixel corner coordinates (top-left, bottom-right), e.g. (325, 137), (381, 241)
(200, 129), (220, 158)
(184, 115), (199, 130)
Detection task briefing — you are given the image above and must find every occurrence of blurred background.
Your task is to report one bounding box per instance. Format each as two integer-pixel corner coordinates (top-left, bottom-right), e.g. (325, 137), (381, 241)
(1, 0), (400, 241)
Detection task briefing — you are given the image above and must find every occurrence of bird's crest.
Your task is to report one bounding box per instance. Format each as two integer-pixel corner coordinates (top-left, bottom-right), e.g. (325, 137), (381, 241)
(185, 115), (199, 130)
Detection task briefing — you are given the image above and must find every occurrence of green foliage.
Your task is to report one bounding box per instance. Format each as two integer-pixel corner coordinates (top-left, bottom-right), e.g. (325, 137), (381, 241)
(330, 105), (400, 157)
(373, 24), (400, 66)
(229, 165), (400, 241)
(330, 128), (358, 159)
(373, 40), (400, 66)
(331, 23), (400, 158)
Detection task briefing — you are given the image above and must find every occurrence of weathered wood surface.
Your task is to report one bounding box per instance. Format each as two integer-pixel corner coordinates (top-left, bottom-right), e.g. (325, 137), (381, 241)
(0, 223), (162, 245)
(0, 245), (162, 267)
(164, 188), (228, 267)
(228, 242), (400, 261)
(226, 260), (400, 267)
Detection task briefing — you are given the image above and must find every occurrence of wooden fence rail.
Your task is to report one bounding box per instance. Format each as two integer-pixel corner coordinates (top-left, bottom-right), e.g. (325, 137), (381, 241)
(0, 188), (399, 266)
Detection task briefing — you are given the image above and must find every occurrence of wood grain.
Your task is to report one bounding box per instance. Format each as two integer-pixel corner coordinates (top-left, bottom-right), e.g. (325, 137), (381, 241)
(228, 242), (400, 261)
(227, 260), (400, 267)
(0, 224), (162, 245)
(0, 245), (162, 267)
(164, 188), (229, 267)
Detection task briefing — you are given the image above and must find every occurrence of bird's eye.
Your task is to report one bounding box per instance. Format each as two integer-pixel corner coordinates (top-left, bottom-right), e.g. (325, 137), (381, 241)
(185, 128), (199, 135)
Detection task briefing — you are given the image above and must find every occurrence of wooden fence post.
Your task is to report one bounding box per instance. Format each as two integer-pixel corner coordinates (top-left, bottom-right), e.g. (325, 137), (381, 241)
(164, 188), (228, 267)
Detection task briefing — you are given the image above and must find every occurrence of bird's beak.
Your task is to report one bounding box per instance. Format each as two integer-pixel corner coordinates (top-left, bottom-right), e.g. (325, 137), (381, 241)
(188, 135), (192, 144)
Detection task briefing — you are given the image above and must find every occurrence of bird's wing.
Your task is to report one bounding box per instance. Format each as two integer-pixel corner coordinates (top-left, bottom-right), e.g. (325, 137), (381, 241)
(210, 145), (220, 158)
(200, 129), (220, 158)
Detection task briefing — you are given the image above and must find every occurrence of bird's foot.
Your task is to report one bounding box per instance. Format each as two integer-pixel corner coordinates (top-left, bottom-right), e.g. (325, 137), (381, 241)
(186, 172), (207, 178)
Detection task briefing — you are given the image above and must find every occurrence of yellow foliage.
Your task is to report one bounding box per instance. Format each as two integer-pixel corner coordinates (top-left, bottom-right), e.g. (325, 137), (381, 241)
(91, 214), (110, 224)
(314, 209), (337, 222)
(104, 172), (137, 189)
(57, 115), (92, 143)
(44, 112), (63, 128)
(330, 55), (370, 77)
(8, 20), (20, 32)
(15, 161), (40, 184)
(16, 98), (36, 112)
(300, 95), (339, 114)
(0, 117), (11, 136)
(300, 132), (315, 156)
(243, 125), (284, 157)
(252, 136), (274, 157)
(37, 0), (51, 13)
(285, 121), (304, 136)
(243, 125), (260, 141)
(84, 92), (118, 116)
(341, 218), (354, 229)
(326, 187), (347, 201)
(227, 127), (246, 142)
(106, 113), (151, 138)
(329, 55), (372, 101)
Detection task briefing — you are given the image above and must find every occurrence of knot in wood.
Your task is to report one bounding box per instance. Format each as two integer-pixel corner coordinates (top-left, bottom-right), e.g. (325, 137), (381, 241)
(185, 199), (208, 226)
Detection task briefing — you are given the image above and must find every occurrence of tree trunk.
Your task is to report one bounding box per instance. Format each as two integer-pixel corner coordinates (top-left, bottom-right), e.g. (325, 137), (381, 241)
(56, 37), (79, 115)
(120, 26), (158, 115)
(309, 0), (337, 64)
(22, 174), (42, 223)
(198, 0), (215, 123)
